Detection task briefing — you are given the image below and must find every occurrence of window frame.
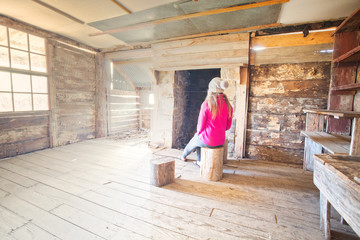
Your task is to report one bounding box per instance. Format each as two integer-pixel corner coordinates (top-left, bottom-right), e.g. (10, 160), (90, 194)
(0, 25), (49, 114)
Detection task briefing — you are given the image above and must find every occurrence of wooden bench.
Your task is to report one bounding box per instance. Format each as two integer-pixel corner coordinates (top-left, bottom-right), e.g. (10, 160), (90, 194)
(302, 109), (360, 171)
(313, 154), (360, 239)
(301, 131), (351, 171)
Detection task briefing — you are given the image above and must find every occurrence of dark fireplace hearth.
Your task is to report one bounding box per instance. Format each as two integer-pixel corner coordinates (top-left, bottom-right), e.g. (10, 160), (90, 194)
(172, 69), (220, 149)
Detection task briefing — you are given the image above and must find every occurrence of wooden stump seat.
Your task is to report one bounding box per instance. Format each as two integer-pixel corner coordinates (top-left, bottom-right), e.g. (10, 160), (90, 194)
(200, 146), (224, 181)
(150, 158), (175, 187)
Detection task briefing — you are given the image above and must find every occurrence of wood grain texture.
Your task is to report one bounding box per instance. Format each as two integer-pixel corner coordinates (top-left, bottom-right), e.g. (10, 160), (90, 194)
(319, 192), (331, 240)
(152, 34), (249, 70)
(314, 154), (360, 237)
(247, 62), (330, 164)
(1, 138), (359, 239)
(150, 158), (175, 187)
(52, 42), (97, 146)
(251, 43), (333, 65)
(350, 117), (360, 155)
(200, 147), (224, 181)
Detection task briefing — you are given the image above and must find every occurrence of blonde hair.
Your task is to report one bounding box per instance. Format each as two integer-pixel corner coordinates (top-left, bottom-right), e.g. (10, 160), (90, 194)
(205, 92), (231, 118)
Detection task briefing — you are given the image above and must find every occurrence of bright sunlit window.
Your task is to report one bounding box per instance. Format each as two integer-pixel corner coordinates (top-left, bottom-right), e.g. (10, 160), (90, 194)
(0, 25), (48, 112)
(149, 93), (154, 105)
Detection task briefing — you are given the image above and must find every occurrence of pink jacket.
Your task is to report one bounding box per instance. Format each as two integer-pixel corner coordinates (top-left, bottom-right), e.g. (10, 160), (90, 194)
(197, 94), (233, 146)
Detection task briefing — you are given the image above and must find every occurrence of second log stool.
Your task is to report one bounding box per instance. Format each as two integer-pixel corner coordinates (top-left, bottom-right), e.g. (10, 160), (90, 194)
(150, 158), (175, 187)
(200, 146), (224, 181)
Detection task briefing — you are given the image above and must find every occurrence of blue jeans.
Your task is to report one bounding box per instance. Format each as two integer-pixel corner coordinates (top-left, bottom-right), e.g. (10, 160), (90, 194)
(181, 133), (210, 162)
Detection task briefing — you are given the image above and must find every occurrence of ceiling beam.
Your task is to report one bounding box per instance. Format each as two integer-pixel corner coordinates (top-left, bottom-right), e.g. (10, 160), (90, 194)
(89, 0), (289, 37)
(109, 0), (132, 14)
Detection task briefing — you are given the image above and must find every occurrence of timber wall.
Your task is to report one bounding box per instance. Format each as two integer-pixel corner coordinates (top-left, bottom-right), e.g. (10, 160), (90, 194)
(247, 31), (333, 164)
(0, 16), (102, 159)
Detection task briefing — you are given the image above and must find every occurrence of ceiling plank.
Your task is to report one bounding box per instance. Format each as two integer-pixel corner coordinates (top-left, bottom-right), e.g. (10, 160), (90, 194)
(152, 23), (281, 44)
(109, 0), (132, 14)
(89, 0), (289, 37)
(32, 0), (85, 24)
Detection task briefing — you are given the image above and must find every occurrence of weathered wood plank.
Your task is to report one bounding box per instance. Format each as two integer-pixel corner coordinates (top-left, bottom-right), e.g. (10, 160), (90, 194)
(250, 79), (329, 98)
(0, 137), (50, 159)
(251, 43), (333, 65)
(314, 154), (360, 237)
(301, 131), (350, 154)
(10, 223), (61, 240)
(250, 62), (331, 81)
(303, 137), (323, 171)
(248, 113), (305, 132)
(350, 117), (360, 155)
(247, 145), (303, 164)
(247, 130), (304, 149)
(0, 195), (103, 240)
(251, 31), (334, 49)
(0, 114), (49, 131)
(248, 97), (327, 114)
(152, 33), (249, 70)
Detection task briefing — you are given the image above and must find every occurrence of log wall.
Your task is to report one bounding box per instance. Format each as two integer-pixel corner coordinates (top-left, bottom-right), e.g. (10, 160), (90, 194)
(247, 62), (331, 164)
(0, 112), (49, 158)
(247, 31), (334, 164)
(51, 42), (97, 146)
(0, 15), (102, 159)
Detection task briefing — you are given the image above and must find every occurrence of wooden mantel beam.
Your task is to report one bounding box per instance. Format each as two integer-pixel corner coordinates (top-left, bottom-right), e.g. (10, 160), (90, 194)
(89, 0), (289, 37)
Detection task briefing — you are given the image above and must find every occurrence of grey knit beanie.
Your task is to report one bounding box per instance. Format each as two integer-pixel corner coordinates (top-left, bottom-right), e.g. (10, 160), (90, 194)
(208, 77), (229, 93)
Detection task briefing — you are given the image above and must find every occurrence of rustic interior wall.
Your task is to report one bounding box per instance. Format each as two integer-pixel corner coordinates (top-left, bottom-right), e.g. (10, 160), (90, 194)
(0, 16), (102, 159)
(247, 62), (331, 164)
(151, 71), (175, 148)
(0, 112), (50, 159)
(138, 88), (153, 130)
(50, 42), (97, 146)
(247, 30), (334, 164)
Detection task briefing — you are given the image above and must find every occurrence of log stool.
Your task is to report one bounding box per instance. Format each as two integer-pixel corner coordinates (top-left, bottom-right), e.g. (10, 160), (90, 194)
(200, 146), (224, 181)
(223, 140), (228, 164)
(150, 158), (175, 187)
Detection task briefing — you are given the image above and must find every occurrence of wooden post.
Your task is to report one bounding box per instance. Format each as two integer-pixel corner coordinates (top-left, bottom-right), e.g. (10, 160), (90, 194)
(150, 158), (175, 187)
(47, 39), (58, 148)
(320, 192), (331, 240)
(200, 147), (224, 181)
(350, 117), (360, 155)
(95, 53), (108, 138)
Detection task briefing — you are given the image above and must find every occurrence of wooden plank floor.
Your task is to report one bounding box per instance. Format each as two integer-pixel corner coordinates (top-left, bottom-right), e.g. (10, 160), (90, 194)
(0, 137), (359, 240)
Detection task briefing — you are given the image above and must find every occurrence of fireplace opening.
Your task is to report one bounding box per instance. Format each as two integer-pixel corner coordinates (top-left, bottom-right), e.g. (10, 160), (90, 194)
(173, 68), (220, 149)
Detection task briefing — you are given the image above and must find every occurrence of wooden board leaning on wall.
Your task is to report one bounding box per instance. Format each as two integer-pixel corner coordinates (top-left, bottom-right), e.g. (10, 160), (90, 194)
(251, 30), (334, 65)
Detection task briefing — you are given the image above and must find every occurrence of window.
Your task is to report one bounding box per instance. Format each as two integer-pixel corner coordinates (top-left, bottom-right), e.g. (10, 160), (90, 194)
(149, 93), (154, 105)
(0, 25), (48, 112)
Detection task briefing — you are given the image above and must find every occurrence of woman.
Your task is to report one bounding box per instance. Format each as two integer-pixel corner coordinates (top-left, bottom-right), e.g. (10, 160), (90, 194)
(180, 77), (233, 167)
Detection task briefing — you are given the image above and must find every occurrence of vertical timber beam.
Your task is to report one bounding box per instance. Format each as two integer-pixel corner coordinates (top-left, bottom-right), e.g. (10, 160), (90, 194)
(95, 53), (108, 138)
(350, 117), (360, 155)
(235, 66), (250, 158)
(47, 39), (58, 147)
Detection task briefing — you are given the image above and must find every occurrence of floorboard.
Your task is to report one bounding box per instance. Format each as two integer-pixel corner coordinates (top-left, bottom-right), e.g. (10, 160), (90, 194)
(0, 137), (358, 240)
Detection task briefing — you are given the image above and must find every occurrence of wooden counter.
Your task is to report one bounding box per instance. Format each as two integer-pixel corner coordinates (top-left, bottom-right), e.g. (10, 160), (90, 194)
(313, 154), (360, 239)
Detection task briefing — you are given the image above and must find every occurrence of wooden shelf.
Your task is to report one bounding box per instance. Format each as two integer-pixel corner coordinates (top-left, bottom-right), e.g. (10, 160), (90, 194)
(333, 7), (360, 34)
(331, 82), (360, 92)
(303, 109), (360, 118)
(333, 45), (360, 63)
